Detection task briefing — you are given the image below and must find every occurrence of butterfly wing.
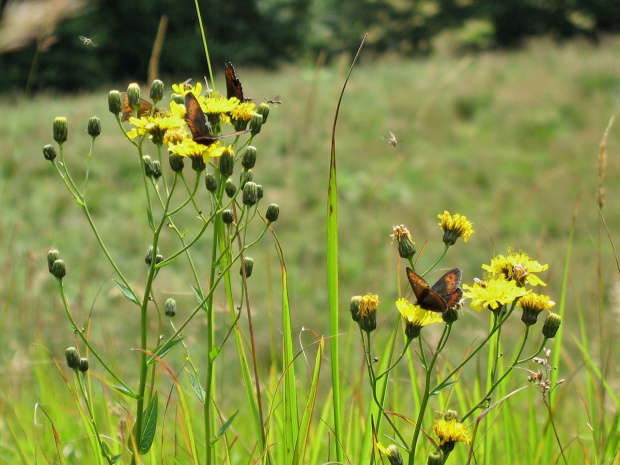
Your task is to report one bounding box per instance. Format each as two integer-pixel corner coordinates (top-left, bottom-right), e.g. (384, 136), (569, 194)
(430, 268), (463, 309)
(406, 267), (447, 312)
(225, 62), (245, 101)
(120, 93), (157, 122)
(184, 92), (218, 146)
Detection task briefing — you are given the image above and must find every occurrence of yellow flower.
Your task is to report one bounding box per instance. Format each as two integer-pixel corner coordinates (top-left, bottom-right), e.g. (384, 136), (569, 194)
(438, 211), (474, 245)
(171, 81), (203, 97)
(360, 294), (379, 318)
(518, 292), (555, 326)
(462, 276), (528, 312)
(168, 139), (228, 161)
(128, 112), (185, 146)
(482, 250), (548, 286)
(350, 294), (379, 333)
(396, 298), (443, 339)
(432, 417), (470, 448)
(201, 92), (239, 117)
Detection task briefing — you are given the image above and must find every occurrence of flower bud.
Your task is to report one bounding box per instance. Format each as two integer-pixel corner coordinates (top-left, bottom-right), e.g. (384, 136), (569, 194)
(47, 249), (60, 272)
(240, 257), (254, 278)
(240, 169), (253, 189)
(241, 146), (257, 170)
(249, 113), (263, 135)
(205, 172), (217, 192)
(164, 298), (176, 317)
(150, 79), (165, 104)
(143, 156), (154, 178)
(169, 153), (184, 173)
(542, 312), (562, 338)
(191, 156), (206, 172)
(65, 347), (80, 369)
(219, 148), (235, 177)
(53, 117), (68, 144)
(256, 184), (264, 200)
(427, 450), (443, 465)
(43, 144), (57, 161)
(51, 260), (66, 279)
(358, 294), (378, 333)
(350, 296), (362, 322)
(127, 83), (141, 110)
(172, 93), (184, 105)
(266, 204), (280, 223)
(87, 116), (101, 138)
(108, 90), (122, 115)
(156, 254), (164, 264)
(78, 357), (89, 373)
(242, 182), (258, 206)
(225, 179), (236, 198)
(257, 102), (270, 124)
(151, 160), (162, 180)
(385, 445), (404, 465)
(442, 307), (459, 324)
(145, 246), (159, 266)
(222, 209), (234, 225)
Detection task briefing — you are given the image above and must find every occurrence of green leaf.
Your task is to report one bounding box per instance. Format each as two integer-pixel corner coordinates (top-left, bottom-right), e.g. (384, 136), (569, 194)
(187, 371), (206, 402)
(139, 393), (158, 454)
(215, 411), (238, 439)
(209, 346), (221, 361)
(113, 280), (140, 306)
(146, 338), (184, 366)
(431, 381), (456, 396)
(146, 209), (154, 230)
(190, 284), (205, 306)
(111, 384), (139, 399)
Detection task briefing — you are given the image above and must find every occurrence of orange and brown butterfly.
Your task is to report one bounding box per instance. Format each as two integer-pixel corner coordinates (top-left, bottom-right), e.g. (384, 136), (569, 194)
(184, 92), (249, 146)
(406, 267), (463, 313)
(225, 62), (251, 102)
(120, 93), (159, 122)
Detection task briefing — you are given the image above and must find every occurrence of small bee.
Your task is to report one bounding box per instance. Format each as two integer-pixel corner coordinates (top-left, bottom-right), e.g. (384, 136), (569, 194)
(265, 98), (282, 106)
(79, 36), (97, 47)
(181, 78), (193, 90)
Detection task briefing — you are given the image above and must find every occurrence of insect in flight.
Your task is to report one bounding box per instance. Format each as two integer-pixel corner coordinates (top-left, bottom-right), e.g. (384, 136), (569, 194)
(406, 267), (462, 313)
(384, 131), (399, 147)
(184, 92), (249, 146)
(79, 36), (97, 47)
(225, 62), (252, 102)
(265, 98), (282, 106)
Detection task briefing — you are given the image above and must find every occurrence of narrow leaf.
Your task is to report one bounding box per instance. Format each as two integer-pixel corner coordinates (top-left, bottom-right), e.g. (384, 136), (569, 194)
(139, 393), (158, 454)
(146, 337), (184, 366)
(113, 280), (140, 305)
(111, 384), (139, 399)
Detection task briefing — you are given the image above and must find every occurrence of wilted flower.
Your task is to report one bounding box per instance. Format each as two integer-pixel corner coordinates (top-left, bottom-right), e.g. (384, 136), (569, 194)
(390, 224), (416, 260)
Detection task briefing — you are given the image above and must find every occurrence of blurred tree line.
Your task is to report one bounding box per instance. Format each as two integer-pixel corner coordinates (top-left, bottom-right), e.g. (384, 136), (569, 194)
(0, 0), (617, 92)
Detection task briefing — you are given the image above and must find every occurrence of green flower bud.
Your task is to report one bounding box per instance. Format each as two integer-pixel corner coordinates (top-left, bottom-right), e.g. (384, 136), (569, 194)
(127, 83), (141, 110)
(350, 296), (362, 322)
(169, 153), (184, 173)
(145, 246), (159, 266)
(249, 113), (263, 135)
(108, 90), (123, 115)
(442, 307), (459, 324)
(266, 204), (280, 222)
(240, 257), (254, 278)
(53, 117), (68, 144)
(78, 357), (89, 373)
(151, 160), (162, 180)
(164, 298), (176, 317)
(156, 254), (164, 264)
(51, 259), (66, 279)
(47, 249), (60, 272)
(87, 116), (101, 138)
(385, 445), (404, 465)
(143, 156), (154, 178)
(427, 450), (443, 465)
(65, 347), (80, 369)
(242, 182), (258, 206)
(205, 172), (217, 192)
(191, 156), (206, 172)
(43, 144), (57, 161)
(150, 79), (165, 104)
(232, 117), (249, 132)
(542, 312), (562, 338)
(219, 148), (235, 177)
(256, 184), (263, 200)
(172, 93), (184, 105)
(222, 209), (234, 225)
(241, 146), (257, 170)
(225, 179), (236, 198)
(240, 169), (253, 189)
(257, 102), (270, 124)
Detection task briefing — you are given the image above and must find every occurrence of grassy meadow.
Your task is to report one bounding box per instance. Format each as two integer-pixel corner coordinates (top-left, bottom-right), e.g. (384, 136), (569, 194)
(1, 35), (620, 463)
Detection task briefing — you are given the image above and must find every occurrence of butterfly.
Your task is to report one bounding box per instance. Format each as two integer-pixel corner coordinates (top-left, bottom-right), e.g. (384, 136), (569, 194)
(184, 92), (249, 146)
(406, 267), (462, 313)
(225, 62), (251, 102)
(120, 93), (159, 122)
